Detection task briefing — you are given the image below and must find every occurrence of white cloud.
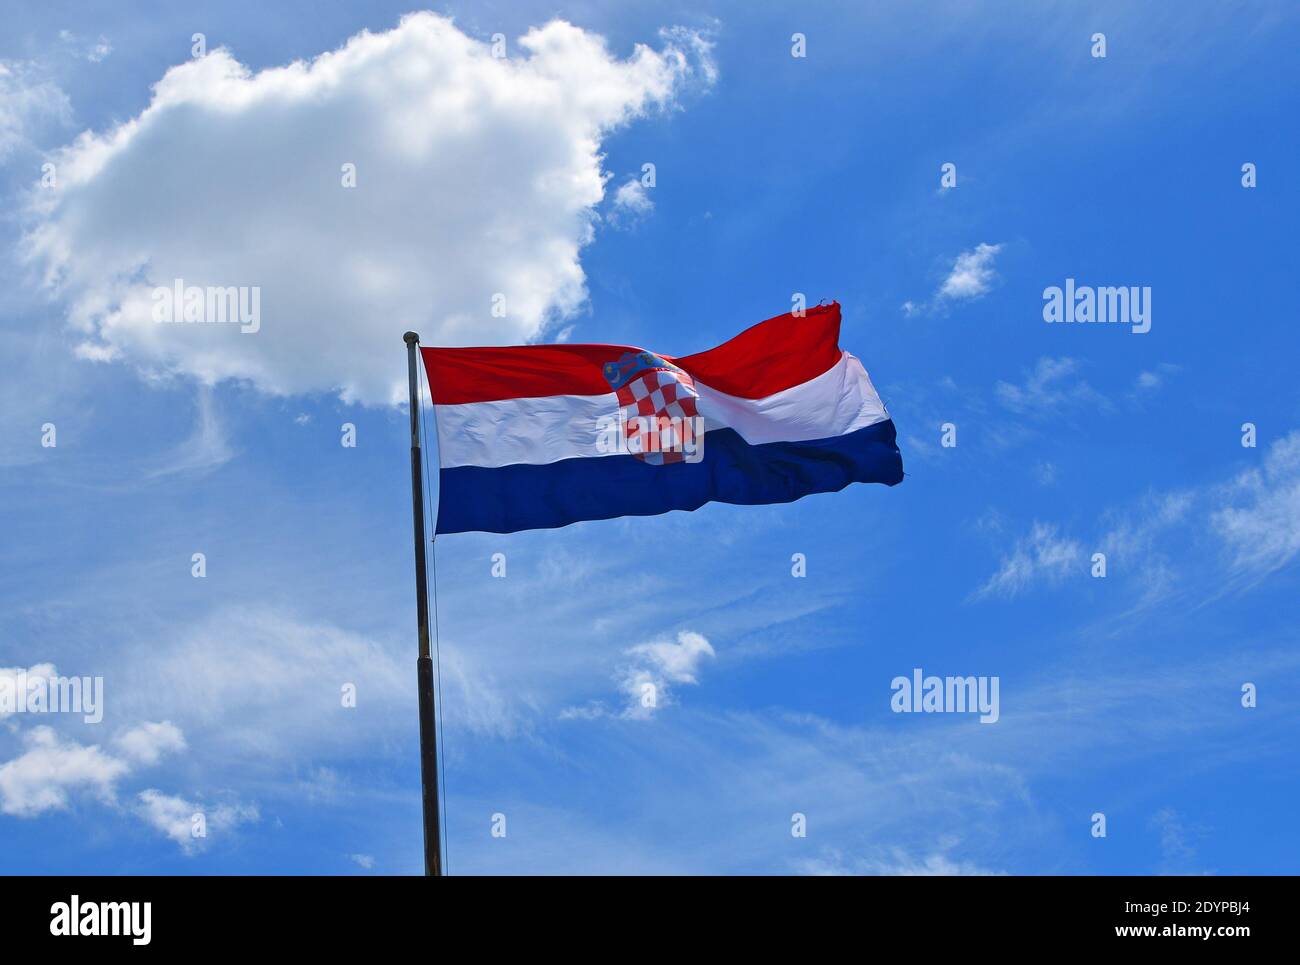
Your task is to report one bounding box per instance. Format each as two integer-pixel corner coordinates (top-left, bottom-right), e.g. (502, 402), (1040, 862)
(0, 714), (191, 818)
(136, 789), (258, 853)
(349, 852), (376, 869)
(110, 606), (409, 758)
(973, 522), (1081, 600)
(658, 24), (719, 86)
(0, 60), (72, 160)
(799, 847), (1004, 876)
(971, 430), (1300, 616)
(23, 14), (714, 404)
(994, 356), (1109, 416)
(561, 629), (716, 721)
(1132, 363), (1179, 397)
(1211, 430), (1300, 581)
(902, 242), (1003, 316)
(115, 721), (187, 765)
(1149, 807), (1200, 871)
(145, 385), (234, 477)
(58, 30), (112, 64)
(608, 177), (653, 224)
(938, 242), (1002, 301)
(1092, 431), (1300, 604)
(618, 630), (715, 719)
(1100, 490), (1193, 563)
(468, 645), (1298, 873)
(0, 662), (57, 719)
(0, 726), (129, 816)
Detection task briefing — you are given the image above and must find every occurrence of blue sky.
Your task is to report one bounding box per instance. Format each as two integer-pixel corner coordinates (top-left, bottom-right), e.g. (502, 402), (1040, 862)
(1, 1), (1298, 874)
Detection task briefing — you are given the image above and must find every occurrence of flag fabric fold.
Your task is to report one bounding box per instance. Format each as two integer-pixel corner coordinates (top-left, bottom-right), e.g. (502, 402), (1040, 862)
(421, 302), (903, 534)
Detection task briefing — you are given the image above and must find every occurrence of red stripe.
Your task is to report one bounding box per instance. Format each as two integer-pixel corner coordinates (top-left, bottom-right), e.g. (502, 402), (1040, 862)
(672, 302), (841, 399)
(420, 302), (842, 404)
(421, 342), (633, 404)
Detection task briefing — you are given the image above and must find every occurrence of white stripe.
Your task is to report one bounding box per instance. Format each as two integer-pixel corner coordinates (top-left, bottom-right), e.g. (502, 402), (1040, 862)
(434, 351), (889, 469)
(435, 391), (620, 469)
(695, 352), (887, 444)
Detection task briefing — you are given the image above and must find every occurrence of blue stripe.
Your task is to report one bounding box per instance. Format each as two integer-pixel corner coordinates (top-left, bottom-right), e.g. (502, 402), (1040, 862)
(436, 420), (903, 534)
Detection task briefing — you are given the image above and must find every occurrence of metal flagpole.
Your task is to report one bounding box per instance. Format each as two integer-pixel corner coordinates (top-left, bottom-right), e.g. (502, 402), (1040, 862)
(403, 331), (442, 877)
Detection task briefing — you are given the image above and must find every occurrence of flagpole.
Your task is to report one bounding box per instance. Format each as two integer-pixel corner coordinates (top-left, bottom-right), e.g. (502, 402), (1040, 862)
(403, 331), (443, 877)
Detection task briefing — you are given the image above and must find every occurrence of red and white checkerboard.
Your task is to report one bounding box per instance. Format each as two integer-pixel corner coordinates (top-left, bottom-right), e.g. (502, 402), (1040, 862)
(615, 366), (701, 465)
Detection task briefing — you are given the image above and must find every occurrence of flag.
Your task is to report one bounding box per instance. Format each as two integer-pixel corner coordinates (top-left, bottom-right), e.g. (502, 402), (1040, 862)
(421, 302), (902, 534)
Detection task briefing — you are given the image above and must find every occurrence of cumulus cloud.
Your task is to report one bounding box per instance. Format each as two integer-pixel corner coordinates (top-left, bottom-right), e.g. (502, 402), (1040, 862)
(902, 242), (1003, 316)
(938, 242), (1003, 301)
(136, 789), (258, 853)
(0, 726), (130, 816)
(608, 177), (654, 225)
(973, 522), (1081, 600)
(23, 13), (714, 404)
(0, 674), (187, 818)
(115, 720), (187, 765)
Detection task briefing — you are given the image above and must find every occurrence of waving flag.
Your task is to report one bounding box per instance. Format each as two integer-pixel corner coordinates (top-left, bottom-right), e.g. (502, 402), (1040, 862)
(421, 303), (902, 534)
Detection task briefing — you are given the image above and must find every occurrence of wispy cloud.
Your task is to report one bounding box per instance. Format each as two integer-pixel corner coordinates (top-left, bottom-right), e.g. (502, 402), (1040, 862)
(145, 385), (234, 478)
(1211, 431), (1300, 584)
(457, 645), (1300, 873)
(798, 846), (1004, 876)
(562, 630), (715, 721)
(618, 630), (715, 719)
(981, 430), (1300, 612)
(0, 60), (72, 161)
(57, 30), (113, 64)
(995, 357), (1110, 416)
(973, 522), (1082, 600)
(1149, 807), (1205, 874)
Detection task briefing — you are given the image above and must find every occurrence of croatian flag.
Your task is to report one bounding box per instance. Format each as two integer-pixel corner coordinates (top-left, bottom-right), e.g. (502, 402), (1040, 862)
(421, 303), (902, 534)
